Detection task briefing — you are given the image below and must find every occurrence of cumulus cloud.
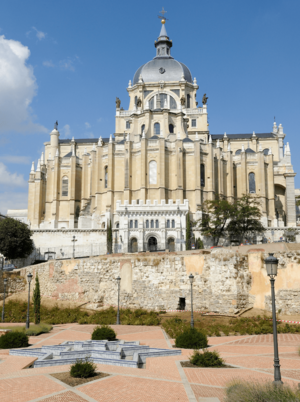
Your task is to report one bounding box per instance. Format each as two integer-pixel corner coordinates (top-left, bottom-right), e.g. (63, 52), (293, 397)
(0, 35), (47, 133)
(0, 162), (27, 187)
(32, 27), (46, 40)
(1, 155), (31, 164)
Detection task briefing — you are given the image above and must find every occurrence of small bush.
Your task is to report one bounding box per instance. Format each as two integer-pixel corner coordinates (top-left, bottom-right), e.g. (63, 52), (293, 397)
(70, 357), (97, 378)
(175, 328), (208, 349)
(25, 323), (52, 336)
(0, 331), (29, 349)
(225, 380), (300, 402)
(92, 325), (116, 341)
(190, 349), (224, 367)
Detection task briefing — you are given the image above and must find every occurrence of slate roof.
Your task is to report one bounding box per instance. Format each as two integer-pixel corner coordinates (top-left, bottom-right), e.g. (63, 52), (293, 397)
(211, 133), (275, 140)
(59, 138), (110, 144)
(183, 137), (193, 143)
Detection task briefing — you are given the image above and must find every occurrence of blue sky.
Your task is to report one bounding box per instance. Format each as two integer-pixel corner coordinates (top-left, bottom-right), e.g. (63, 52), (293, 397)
(1, 0), (300, 213)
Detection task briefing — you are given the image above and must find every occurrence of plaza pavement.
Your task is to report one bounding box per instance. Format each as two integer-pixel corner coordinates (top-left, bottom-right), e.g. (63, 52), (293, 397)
(0, 324), (300, 401)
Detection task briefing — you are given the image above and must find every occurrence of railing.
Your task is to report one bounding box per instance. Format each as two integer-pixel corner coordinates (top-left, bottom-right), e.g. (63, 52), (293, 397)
(185, 108), (203, 115)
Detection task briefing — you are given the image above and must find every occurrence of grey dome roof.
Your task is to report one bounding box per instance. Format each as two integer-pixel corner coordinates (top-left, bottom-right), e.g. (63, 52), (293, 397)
(133, 59), (192, 85)
(133, 23), (192, 85)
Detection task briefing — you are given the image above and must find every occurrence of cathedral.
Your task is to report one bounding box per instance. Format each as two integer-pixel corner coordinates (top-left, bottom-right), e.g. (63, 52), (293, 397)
(27, 19), (296, 254)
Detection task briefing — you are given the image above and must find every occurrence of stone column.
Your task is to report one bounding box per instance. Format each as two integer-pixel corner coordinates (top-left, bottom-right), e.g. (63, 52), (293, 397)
(95, 145), (103, 214)
(69, 153), (76, 229)
(194, 139), (201, 208)
(90, 148), (97, 213)
(266, 153), (276, 225)
(284, 173), (296, 227)
(226, 149), (234, 202)
(51, 154), (60, 228)
(124, 141), (132, 203)
(176, 140), (184, 202)
(257, 150), (267, 220)
(158, 137), (166, 201)
(207, 140), (214, 200)
(140, 137), (147, 203)
(238, 150), (247, 197)
(107, 140), (114, 210)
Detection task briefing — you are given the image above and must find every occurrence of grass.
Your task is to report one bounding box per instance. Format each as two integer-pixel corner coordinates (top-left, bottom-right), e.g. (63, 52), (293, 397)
(0, 323), (52, 336)
(225, 380), (300, 402)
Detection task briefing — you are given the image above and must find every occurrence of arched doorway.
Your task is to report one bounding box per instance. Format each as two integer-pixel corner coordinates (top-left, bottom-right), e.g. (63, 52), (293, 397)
(130, 237), (138, 253)
(167, 237), (175, 252)
(148, 236), (157, 252)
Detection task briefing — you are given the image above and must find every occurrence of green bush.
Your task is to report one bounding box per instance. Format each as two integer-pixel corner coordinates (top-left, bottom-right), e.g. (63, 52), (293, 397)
(92, 325), (116, 341)
(225, 380), (300, 402)
(0, 331), (29, 349)
(190, 349), (224, 367)
(161, 318), (190, 339)
(25, 323), (52, 336)
(175, 327), (208, 349)
(70, 357), (97, 378)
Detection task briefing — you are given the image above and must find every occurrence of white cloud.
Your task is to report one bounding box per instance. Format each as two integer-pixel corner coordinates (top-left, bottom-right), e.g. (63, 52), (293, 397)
(0, 162), (27, 187)
(1, 155), (31, 164)
(0, 191), (28, 215)
(32, 27), (46, 41)
(43, 60), (54, 67)
(0, 35), (47, 133)
(85, 122), (91, 129)
(59, 58), (75, 71)
(63, 124), (71, 138)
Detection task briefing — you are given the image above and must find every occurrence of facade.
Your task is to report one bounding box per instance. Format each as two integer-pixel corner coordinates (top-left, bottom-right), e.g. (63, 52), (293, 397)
(27, 21), (297, 253)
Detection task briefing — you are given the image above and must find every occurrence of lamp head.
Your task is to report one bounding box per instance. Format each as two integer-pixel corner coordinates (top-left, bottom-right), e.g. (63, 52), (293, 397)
(116, 276), (121, 283)
(265, 253), (278, 277)
(27, 272), (33, 284)
(3, 278), (8, 285)
(189, 273), (194, 284)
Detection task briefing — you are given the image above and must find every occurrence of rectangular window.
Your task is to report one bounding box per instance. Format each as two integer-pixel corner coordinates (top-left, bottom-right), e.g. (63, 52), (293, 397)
(126, 121), (130, 129)
(191, 119), (197, 127)
(62, 178), (68, 196)
(135, 220), (138, 228)
(201, 164), (205, 187)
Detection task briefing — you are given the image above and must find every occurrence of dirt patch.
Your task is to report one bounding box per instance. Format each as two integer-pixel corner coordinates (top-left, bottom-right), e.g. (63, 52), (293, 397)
(51, 371), (110, 386)
(180, 361), (233, 368)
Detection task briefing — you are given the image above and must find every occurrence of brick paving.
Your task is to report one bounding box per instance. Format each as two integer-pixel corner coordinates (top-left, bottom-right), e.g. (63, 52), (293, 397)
(0, 324), (300, 402)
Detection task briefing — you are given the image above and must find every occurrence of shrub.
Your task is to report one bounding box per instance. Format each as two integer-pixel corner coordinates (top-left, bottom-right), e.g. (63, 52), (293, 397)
(0, 331), (29, 349)
(225, 380), (300, 402)
(70, 357), (97, 378)
(175, 328), (208, 349)
(162, 318), (190, 339)
(92, 325), (116, 341)
(25, 323), (52, 336)
(190, 349), (224, 367)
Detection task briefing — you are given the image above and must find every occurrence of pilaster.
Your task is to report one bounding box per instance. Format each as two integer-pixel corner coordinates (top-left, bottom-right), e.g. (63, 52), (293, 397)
(284, 173), (297, 227)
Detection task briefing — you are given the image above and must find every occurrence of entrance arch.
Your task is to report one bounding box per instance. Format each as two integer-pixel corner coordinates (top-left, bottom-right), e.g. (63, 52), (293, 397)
(167, 237), (175, 252)
(130, 237), (138, 253)
(148, 236), (157, 252)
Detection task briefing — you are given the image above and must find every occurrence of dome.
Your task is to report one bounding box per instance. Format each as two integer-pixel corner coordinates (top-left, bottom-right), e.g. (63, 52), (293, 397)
(132, 23), (192, 85)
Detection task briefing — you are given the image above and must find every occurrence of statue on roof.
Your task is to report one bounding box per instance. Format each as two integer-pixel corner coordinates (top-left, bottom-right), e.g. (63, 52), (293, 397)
(136, 97), (142, 107)
(202, 94), (208, 105)
(180, 95), (186, 106)
(54, 120), (58, 130)
(116, 97), (121, 109)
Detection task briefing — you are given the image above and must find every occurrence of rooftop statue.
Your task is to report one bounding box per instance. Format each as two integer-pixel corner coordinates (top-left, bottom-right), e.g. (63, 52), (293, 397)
(116, 97), (121, 109)
(180, 95), (186, 106)
(54, 120), (58, 130)
(136, 97), (142, 107)
(202, 93), (208, 105)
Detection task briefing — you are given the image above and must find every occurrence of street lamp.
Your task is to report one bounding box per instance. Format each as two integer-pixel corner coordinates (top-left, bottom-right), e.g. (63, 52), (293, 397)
(72, 236), (77, 259)
(189, 273), (194, 328)
(1, 278), (8, 322)
(26, 273), (33, 329)
(116, 276), (121, 325)
(265, 253), (283, 385)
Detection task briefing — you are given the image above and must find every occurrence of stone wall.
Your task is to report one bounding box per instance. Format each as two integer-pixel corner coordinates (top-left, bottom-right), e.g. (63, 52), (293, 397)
(0, 271), (26, 300)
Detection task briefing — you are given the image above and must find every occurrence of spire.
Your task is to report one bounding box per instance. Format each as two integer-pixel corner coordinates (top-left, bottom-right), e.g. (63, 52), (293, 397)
(109, 134), (113, 143)
(216, 139), (220, 148)
(252, 131), (256, 138)
(278, 124), (284, 135)
(285, 142), (291, 155)
(241, 144), (245, 152)
(41, 152), (44, 165)
(72, 144), (75, 156)
(209, 135), (212, 144)
(36, 159), (41, 172)
(273, 122), (278, 134)
(154, 11), (173, 59)
(224, 132), (227, 138)
(31, 161), (35, 173)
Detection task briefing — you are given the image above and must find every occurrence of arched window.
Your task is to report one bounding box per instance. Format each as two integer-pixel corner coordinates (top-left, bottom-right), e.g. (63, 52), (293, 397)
(62, 176), (69, 197)
(130, 220), (133, 229)
(201, 164), (205, 187)
(134, 219), (138, 228)
(187, 94), (191, 108)
(104, 166), (108, 188)
(249, 173), (256, 193)
(134, 96), (137, 106)
(154, 122), (160, 135)
(151, 219), (154, 229)
(166, 219), (170, 228)
(141, 124), (145, 134)
(263, 148), (270, 155)
(115, 222), (119, 228)
(155, 219), (159, 228)
(146, 220), (149, 228)
(149, 93), (177, 110)
(169, 124), (174, 133)
(149, 160), (157, 184)
(235, 149), (242, 155)
(172, 219), (175, 228)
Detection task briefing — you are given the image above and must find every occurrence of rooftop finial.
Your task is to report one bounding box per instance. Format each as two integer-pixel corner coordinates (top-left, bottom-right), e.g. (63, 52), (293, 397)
(31, 161), (35, 173)
(158, 7), (167, 24)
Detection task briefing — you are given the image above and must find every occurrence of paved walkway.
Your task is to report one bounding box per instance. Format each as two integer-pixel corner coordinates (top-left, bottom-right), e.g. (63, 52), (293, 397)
(1, 325), (300, 401)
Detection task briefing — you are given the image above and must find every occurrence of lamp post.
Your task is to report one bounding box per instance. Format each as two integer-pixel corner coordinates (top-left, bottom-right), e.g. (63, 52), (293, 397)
(265, 253), (283, 385)
(72, 236), (77, 259)
(26, 273), (33, 329)
(116, 276), (121, 325)
(1, 278), (8, 322)
(189, 273), (194, 328)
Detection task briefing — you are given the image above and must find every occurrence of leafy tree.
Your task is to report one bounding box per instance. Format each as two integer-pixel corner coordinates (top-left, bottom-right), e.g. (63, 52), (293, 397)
(33, 274), (41, 324)
(284, 228), (299, 242)
(0, 217), (33, 260)
(107, 220), (112, 254)
(196, 238), (204, 249)
(227, 194), (265, 243)
(185, 213), (192, 250)
(199, 198), (234, 246)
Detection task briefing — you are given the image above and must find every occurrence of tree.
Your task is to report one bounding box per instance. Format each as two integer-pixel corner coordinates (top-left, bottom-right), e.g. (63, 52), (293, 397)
(227, 194), (265, 243)
(284, 228), (299, 242)
(199, 198), (234, 246)
(107, 220), (112, 254)
(33, 274), (41, 324)
(0, 218), (33, 260)
(186, 213), (192, 250)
